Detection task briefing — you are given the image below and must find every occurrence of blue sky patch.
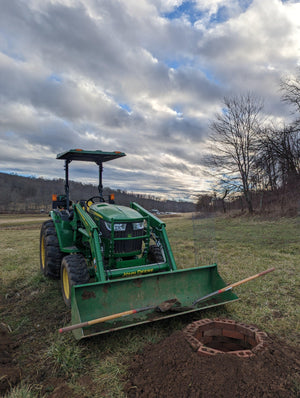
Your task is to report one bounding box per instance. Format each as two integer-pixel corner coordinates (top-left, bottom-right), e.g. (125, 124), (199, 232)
(163, 1), (204, 24)
(5, 131), (16, 138)
(1, 48), (25, 62)
(48, 73), (63, 84)
(119, 103), (132, 113)
(201, 67), (221, 85)
(165, 59), (181, 69)
(164, 0), (254, 26)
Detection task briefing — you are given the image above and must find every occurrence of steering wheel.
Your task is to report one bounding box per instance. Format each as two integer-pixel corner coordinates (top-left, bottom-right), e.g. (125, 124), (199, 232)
(86, 196), (105, 207)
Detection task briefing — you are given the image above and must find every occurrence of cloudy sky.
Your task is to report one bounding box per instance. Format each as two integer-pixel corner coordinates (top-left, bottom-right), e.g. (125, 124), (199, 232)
(1, 0), (300, 201)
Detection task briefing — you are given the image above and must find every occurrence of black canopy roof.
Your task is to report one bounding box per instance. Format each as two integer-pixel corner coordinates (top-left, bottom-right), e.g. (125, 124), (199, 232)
(57, 149), (126, 163)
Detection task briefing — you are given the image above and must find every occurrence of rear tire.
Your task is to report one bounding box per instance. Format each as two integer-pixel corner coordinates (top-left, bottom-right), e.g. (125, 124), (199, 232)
(40, 220), (64, 278)
(147, 245), (164, 263)
(61, 254), (90, 307)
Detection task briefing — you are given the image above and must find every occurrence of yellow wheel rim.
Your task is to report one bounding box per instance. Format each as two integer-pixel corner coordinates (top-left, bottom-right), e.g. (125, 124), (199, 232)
(63, 267), (70, 300)
(41, 236), (46, 269)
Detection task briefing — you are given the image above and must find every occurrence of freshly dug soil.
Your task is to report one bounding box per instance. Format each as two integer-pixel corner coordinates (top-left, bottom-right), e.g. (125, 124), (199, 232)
(124, 330), (300, 398)
(0, 324), (20, 395)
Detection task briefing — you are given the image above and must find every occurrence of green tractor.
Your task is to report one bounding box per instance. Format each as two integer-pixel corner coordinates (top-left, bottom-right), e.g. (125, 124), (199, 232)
(40, 149), (238, 339)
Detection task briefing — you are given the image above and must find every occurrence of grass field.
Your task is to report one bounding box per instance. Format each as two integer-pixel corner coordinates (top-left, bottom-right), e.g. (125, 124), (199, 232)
(0, 213), (299, 397)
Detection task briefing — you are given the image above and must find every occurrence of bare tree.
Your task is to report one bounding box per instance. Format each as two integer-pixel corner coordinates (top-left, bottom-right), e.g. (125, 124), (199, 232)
(196, 193), (214, 212)
(254, 130), (278, 191)
(256, 124), (300, 189)
(211, 176), (241, 213)
(207, 93), (264, 213)
(281, 69), (300, 125)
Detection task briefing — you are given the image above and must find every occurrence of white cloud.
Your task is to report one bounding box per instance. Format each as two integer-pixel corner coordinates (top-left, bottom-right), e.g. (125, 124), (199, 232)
(0, 0), (299, 200)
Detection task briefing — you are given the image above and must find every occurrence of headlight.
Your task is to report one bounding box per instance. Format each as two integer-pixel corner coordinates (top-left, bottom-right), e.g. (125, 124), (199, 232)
(104, 222), (111, 231)
(104, 222), (126, 231)
(133, 221), (144, 230)
(114, 223), (126, 231)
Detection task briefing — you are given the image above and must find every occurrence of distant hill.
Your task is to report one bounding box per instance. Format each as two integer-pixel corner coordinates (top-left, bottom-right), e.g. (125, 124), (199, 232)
(0, 172), (195, 213)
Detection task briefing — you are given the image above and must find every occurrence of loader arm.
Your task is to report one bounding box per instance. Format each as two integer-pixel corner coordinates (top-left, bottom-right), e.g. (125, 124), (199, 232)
(130, 202), (177, 270)
(72, 203), (106, 282)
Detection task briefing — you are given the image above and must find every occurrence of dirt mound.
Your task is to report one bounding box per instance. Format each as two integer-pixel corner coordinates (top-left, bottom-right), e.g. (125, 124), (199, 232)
(0, 324), (21, 395)
(124, 330), (300, 398)
(47, 382), (82, 398)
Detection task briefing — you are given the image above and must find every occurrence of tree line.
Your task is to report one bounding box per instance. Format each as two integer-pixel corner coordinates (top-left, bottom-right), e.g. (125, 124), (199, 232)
(0, 172), (195, 213)
(197, 69), (300, 215)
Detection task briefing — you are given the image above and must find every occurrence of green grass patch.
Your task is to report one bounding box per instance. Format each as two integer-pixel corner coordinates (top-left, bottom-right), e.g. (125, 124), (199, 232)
(1, 213), (299, 397)
(92, 354), (127, 397)
(44, 336), (88, 378)
(4, 383), (40, 398)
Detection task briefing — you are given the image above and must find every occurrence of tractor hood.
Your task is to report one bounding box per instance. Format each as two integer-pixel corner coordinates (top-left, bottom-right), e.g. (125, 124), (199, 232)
(89, 203), (143, 222)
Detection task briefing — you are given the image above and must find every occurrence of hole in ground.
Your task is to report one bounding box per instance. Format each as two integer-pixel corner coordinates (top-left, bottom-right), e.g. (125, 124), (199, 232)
(203, 335), (253, 352)
(184, 318), (268, 357)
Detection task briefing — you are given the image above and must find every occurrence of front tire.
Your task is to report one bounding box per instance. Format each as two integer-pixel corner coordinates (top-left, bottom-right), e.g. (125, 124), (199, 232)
(147, 245), (164, 263)
(61, 254), (90, 307)
(40, 220), (63, 278)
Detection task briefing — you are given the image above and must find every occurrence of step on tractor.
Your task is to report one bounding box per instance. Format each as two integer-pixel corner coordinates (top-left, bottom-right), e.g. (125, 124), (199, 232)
(40, 149), (238, 339)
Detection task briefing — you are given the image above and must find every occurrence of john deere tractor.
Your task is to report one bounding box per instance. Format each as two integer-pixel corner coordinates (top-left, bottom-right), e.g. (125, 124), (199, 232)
(40, 149), (237, 339)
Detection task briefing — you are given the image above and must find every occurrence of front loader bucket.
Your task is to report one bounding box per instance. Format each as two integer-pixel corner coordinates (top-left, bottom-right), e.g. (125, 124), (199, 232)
(71, 263), (238, 339)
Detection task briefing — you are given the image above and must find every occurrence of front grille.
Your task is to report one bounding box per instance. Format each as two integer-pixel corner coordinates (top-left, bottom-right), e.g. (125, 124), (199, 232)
(99, 221), (143, 254)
